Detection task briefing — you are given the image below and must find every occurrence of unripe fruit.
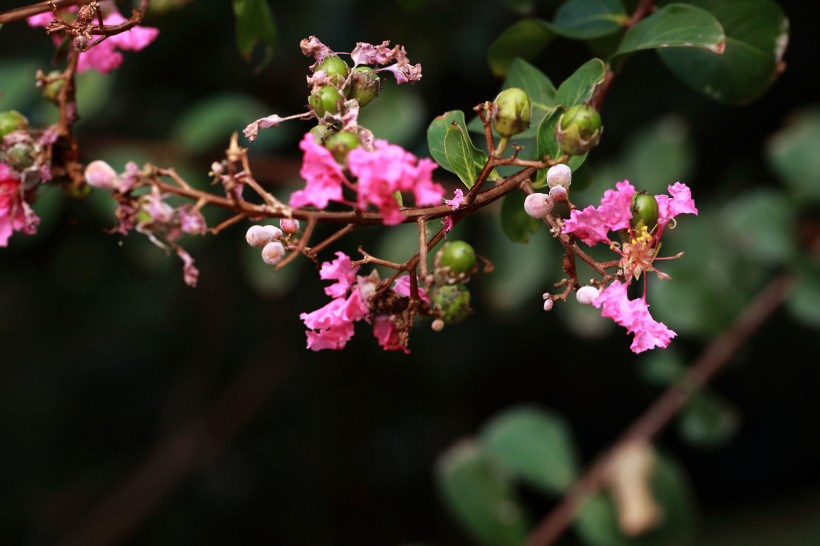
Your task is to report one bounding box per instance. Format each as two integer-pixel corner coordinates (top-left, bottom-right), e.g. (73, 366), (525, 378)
(309, 85), (344, 117)
(348, 66), (380, 107)
(315, 55), (349, 87)
(430, 284), (472, 325)
(437, 241), (476, 273)
(524, 192), (554, 218)
(630, 192), (659, 232)
(246, 224), (283, 247)
(546, 164), (572, 188)
(492, 87), (532, 138)
(261, 241), (286, 265)
(556, 104), (603, 156)
(310, 124), (336, 144)
(325, 131), (360, 164)
(0, 110), (29, 137)
(42, 70), (64, 102)
(4, 142), (35, 170)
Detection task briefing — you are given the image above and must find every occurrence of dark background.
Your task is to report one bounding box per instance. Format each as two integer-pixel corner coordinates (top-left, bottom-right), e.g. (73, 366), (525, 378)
(2, 1), (820, 545)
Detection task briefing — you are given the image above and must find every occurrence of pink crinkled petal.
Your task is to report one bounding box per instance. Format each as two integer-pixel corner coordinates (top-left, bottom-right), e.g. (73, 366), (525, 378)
(562, 205), (611, 246)
(290, 133), (346, 209)
(656, 182), (698, 226)
(594, 281), (675, 353)
(319, 251), (360, 298)
(599, 180), (635, 232)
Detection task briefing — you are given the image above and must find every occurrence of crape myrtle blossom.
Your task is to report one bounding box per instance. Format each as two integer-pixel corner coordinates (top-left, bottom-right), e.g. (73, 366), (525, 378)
(1, 163), (40, 247)
(300, 251), (419, 352)
(290, 133), (444, 225)
(28, 6), (158, 74)
(562, 180), (698, 353)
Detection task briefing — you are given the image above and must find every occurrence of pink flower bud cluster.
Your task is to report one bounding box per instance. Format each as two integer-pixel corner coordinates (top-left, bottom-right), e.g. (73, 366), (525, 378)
(245, 223), (289, 266)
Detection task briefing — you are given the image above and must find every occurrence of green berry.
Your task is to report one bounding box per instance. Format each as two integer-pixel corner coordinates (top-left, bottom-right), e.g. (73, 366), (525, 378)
(0, 110), (29, 137)
(43, 70), (64, 102)
(630, 191), (659, 232)
(555, 104), (603, 156)
(4, 142), (35, 170)
(437, 241), (477, 274)
(431, 284), (472, 325)
(315, 55), (350, 88)
(309, 85), (344, 117)
(325, 131), (360, 164)
(310, 124), (336, 144)
(492, 87), (532, 138)
(348, 66), (380, 107)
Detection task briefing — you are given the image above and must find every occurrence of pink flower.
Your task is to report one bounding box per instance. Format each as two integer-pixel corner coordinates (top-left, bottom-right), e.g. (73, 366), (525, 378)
(392, 274), (429, 302)
(319, 251), (360, 298)
(445, 188), (464, 210)
(593, 281), (676, 353)
(373, 315), (408, 353)
(301, 285), (369, 351)
(441, 216), (453, 233)
(1, 163), (39, 247)
(379, 62), (422, 84)
(290, 133), (347, 209)
(657, 182), (698, 226)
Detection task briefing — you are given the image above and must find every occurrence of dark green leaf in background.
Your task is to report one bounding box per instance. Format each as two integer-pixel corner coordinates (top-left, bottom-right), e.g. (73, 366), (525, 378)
(679, 391), (741, 448)
(233, 0), (276, 72)
(723, 189), (797, 266)
(500, 191), (541, 244)
(657, 0), (788, 104)
(555, 58), (607, 108)
(767, 107), (820, 203)
(488, 19), (555, 78)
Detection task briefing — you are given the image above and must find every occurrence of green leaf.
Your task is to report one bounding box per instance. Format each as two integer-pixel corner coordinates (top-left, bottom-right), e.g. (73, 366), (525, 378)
(500, 191), (541, 244)
(428, 111), (487, 187)
(555, 58), (607, 108)
(723, 189), (797, 266)
(614, 3), (725, 59)
(767, 107), (820, 203)
(233, 0), (276, 72)
(786, 264), (820, 329)
(488, 19), (555, 78)
(553, 0), (628, 39)
(679, 391), (741, 448)
(657, 0), (788, 104)
(638, 350), (685, 386)
(481, 406), (580, 495)
(436, 441), (529, 546)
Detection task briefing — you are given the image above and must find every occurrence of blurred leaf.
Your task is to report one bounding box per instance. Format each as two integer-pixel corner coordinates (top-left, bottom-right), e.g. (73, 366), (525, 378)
(723, 189), (797, 265)
(444, 122), (484, 189)
(436, 441), (529, 546)
(553, 0), (628, 39)
(503, 0), (537, 15)
(357, 85), (425, 147)
(555, 58), (607, 108)
(622, 115), (694, 194)
(0, 61), (40, 113)
(233, 0), (276, 72)
(679, 391), (741, 448)
(488, 19), (555, 78)
(500, 191), (540, 243)
(574, 452), (697, 546)
(614, 3), (724, 59)
(481, 406), (580, 495)
(638, 350), (685, 386)
(657, 0), (788, 104)
(786, 264), (820, 329)
(767, 107), (820, 203)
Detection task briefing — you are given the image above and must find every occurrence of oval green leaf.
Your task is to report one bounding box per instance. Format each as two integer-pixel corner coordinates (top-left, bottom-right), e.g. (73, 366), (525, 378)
(555, 58), (607, 108)
(767, 107), (820, 203)
(657, 0), (788, 104)
(444, 122), (481, 188)
(553, 0), (628, 40)
(500, 191), (541, 244)
(488, 19), (555, 78)
(233, 0), (277, 72)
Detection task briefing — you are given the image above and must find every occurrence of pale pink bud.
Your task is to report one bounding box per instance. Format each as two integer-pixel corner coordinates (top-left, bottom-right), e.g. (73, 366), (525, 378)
(543, 299), (554, 311)
(246, 225), (283, 247)
(280, 218), (300, 235)
(576, 285), (600, 305)
(549, 185), (568, 202)
(524, 192), (554, 218)
(547, 164), (572, 188)
(261, 241), (286, 265)
(84, 160), (120, 190)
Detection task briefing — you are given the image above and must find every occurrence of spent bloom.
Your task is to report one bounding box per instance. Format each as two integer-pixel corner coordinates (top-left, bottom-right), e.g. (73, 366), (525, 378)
(562, 180), (697, 353)
(1, 163), (40, 247)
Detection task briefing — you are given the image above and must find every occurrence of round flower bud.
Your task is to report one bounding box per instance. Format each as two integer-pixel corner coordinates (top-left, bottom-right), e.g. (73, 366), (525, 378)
(315, 55), (349, 87)
(309, 124), (335, 144)
(492, 87), (532, 138)
(84, 160), (120, 190)
(348, 66), (380, 107)
(556, 104), (603, 156)
(73, 35), (90, 52)
(0, 110), (29, 137)
(325, 131), (360, 165)
(430, 284), (472, 325)
(524, 192), (554, 219)
(246, 224), (283, 247)
(280, 218), (300, 235)
(261, 241), (286, 265)
(630, 191), (660, 232)
(431, 318), (445, 332)
(543, 299), (554, 311)
(309, 85), (344, 117)
(546, 164), (572, 188)
(549, 185), (568, 202)
(576, 285), (600, 305)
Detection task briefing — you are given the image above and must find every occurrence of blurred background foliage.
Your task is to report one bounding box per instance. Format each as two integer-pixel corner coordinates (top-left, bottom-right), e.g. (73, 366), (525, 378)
(1, 0), (820, 545)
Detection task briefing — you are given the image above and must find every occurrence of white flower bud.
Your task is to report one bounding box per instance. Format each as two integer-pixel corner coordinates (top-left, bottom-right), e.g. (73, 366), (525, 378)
(549, 185), (568, 202)
(576, 285), (600, 305)
(431, 318), (445, 332)
(84, 160), (121, 190)
(543, 299), (554, 311)
(261, 241), (286, 265)
(280, 218), (300, 235)
(547, 164), (572, 188)
(524, 192), (555, 218)
(246, 225), (283, 247)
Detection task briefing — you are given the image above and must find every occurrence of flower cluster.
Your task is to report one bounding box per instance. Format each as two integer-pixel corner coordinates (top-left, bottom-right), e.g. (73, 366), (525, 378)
(562, 180), (698, 353)
(300, 252), (414, 352)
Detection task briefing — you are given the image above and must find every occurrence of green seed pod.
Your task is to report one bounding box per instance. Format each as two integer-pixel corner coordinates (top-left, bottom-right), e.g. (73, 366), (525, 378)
(43, 70), (64, 102)
(630, 191), (660, 232)
(4, 142), (35, 170)
(309, 85), (344, 118)
(492, 87), (532, 138)
(430, 284), (472, 325)
(310, 124), (336, 144)
(0, 110), (29, 137)
(315, 55), (350, 88)
(555, 104), (603, 156)
(434, 240), (478, 284)
(348, 66), (380, 107)
(325, 131), (360, 164)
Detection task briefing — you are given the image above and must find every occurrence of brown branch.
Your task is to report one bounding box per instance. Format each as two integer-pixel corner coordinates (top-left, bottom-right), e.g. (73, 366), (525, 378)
(525, 271), (795, 546)
(0, 0), (78, 24)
